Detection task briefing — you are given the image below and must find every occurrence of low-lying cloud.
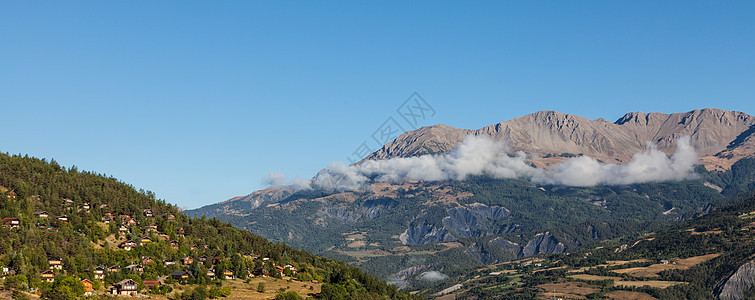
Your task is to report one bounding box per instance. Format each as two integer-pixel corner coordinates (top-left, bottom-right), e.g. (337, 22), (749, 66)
(270, 135), (698, 191)
(419, 271), (449, 282)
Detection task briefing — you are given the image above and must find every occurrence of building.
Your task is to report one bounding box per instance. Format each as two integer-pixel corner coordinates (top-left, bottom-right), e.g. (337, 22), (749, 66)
(223, 269), (235, 280)
(48, 258), (63, 270)
(55, 216), (68, 222)
(119, 240), (137, 251)
(81, 279), (94, 296)
(206, 269), (216, 278)
(139, 236), (151, 245)
(40, 270), (55, 282)
(143, 209), (153, 217)
(181, 256), (194, 265)
(94, 266), (106, 280)
(171, 271), (191, 281)
(142, 257), (155, 265)
(107, 265), (120, 273)
(1, 218), (20, 229)
(111, 279), (138, 296)
(34, 211), (49, 218)
(125, 264), (143, 274)
(143, 280), (161, 289)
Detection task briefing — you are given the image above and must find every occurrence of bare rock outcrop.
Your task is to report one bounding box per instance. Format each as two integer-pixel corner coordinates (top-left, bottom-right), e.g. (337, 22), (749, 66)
(718, 261), (755, 300)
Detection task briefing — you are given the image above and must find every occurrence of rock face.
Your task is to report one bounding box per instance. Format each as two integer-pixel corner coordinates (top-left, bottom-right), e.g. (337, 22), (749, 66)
(718, 261), (755, 300)
(361, 108), (754, 170)
(442, 203), (510, 237)
(187, 186), (294, 218)
(520, 232), (565, 257)
(399, 224), (456, 245)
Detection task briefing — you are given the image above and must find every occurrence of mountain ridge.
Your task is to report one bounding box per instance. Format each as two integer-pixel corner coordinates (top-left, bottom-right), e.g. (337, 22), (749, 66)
(361, 108), (754, 170)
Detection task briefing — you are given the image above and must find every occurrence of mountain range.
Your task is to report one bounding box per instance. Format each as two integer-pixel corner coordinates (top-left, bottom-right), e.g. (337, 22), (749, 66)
(188, 108), (755, 296)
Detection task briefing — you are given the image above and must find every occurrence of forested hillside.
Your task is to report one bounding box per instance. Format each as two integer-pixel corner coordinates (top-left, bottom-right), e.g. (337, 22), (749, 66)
(0, 153), (418, 300)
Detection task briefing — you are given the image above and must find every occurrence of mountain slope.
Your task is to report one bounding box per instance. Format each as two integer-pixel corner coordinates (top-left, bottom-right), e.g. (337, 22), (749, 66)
(0, 153), (418, 299)
(427, 192), (755, 299)
(362, 108), (754, 170)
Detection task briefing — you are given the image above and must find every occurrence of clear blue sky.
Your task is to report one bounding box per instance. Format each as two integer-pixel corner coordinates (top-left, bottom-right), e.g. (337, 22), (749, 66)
(1, 1), (753, 209)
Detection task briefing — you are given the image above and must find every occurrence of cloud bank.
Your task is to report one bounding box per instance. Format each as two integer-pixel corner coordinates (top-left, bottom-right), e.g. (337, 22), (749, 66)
(270, 135), (698, 191)
(419, 271), (449, 282)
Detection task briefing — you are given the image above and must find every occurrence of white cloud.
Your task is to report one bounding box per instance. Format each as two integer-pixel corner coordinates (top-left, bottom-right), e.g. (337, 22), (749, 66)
(419, 271), (449, 282)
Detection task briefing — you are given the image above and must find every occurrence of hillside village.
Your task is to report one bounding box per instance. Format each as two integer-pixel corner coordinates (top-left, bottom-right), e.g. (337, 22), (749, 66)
(0, 154), (417, 300)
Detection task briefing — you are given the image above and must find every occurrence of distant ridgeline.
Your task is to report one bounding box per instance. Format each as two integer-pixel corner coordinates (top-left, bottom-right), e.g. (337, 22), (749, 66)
(0, 153), (419, 299)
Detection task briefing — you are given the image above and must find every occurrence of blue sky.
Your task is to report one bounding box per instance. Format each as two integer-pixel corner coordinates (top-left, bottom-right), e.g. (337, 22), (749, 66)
(1, 1), (753, 209)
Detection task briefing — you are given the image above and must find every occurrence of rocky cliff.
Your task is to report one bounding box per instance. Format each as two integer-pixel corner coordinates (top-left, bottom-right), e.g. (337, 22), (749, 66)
(718, 261), (755, 300)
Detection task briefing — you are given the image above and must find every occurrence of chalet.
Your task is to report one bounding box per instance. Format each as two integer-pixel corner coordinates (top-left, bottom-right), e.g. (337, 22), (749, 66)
(170, 240), (180, 247)
(181, 256), (194, 265)
(104, 212), (114, 219)
(206, 269), (216, 278)
(143, 209), (154, 217)
(1, 267), (16, 280)
(119, 240), (137, 251)
(171, 271), (191, 281)
(55, 215), (68, 222)
(40, 270), (55, 282)
(111, 278), (138, 296)
(283, 264), (298, 274)
(143, 280), (161, 289)
(158, 234), (170, 241)
(34, 211), (49, 218)
(81, 202), (90, 210)
(4, 190), (17, 199)
(48, 258), (63, 270)
(81, 279), (94, 296)
(102, 217), (112, 223)
(212, 256), (222, 264)
(125, 264), (143, 274)
(177, 227), (185, 235)
(197, 255), (208, 263)
(164, 213), (176, 220)
(119, 214), (131, 220)
(118, 226), (129, 233)
(253, 267), (269, 276)
(107, 265), (121, 273)
(1, 218), (20, 229)
(139, 236), (151, 245)
(94, 266), (106, 279)
(142, 257), (155, 265)
(125, 218), (137, 227)
(100, 204), (108, 209)
(142, 225), (158, 233)
(163, 260), (176, 266)
(223, 269), (235, 279)
(189, 244), (198, 251)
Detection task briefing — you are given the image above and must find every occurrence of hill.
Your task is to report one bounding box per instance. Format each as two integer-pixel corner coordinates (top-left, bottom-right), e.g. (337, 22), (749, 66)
(0, 153), (418, 299)
(425, 192), (755, 299)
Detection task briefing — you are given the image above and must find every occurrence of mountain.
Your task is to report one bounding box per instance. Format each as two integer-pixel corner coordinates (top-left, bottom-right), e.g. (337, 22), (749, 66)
(188, 109), (755, 294)
(0, 153), (418, 300)
(362, 108), (754, 171)
(425, 192), (755, 299)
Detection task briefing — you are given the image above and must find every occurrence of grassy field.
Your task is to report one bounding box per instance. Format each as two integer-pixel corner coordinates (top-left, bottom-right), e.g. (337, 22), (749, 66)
(537, 282), (598, 299)
(604, 290), (658, 300)
(568, 274), (684, 289)
(613, 253), (721, 277)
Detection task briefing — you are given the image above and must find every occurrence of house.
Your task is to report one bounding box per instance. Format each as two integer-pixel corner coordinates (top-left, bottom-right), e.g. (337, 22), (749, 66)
(158, 234), (170, 241)
(143, 225), (158, 233)
(139, 236), (151, 245)
(4, 190), (17, 199)
(63, 198), (74, 206)
(283, 264), (298, 275)
(34, 211), (49, 218)
(253, 267), (269, 276)
(212, 256), (222, 264)
(107, 265), (120, 273)
(171, 271), (191, 281)
(164, 213), (176, 220)
(125, 218), (137, 227)
(143, 280), (161, 289)
(119, 240), (137, 251)
(94, 266), (106, 279)
(40, 270), (55, 282)
(125, 264), (143, 274)
(189, 244), (198, 251)
(223, 269), (235, 279)
(81, 202), (90, 210)
(177, 227), (185, 235)
(102, 217), (112, 223)
(118, 225), (129, 233)
(143, 209), (153, 217)
(81, 279), (94, 296)
(55, 215), (68, 222)
(111, 278), (138, 296)
(1, 218), (20, 229)
(48, 258), (63, 270)
(163, 260), (176, 266)
(197, 255), (208, 262)
(170, 240), (180, 247)
(142, 257), (155, 265)
(206, 269), (216, 278)
(181, 256), (194, 265)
